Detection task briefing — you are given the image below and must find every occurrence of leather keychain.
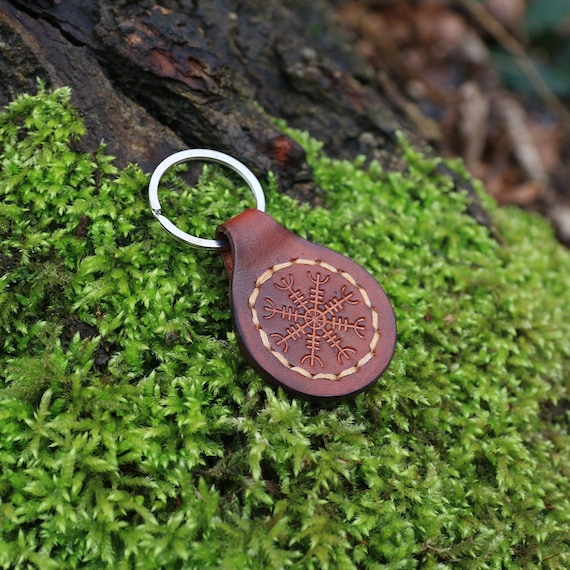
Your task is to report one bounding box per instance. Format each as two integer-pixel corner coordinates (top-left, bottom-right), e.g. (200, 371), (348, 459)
(149, 149), (396, 400)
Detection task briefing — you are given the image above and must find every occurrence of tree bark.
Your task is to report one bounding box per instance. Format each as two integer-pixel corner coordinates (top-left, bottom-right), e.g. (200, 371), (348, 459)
(0, 0), (490, 223)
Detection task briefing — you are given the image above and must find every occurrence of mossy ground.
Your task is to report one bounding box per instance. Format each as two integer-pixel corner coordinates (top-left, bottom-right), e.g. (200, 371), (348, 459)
(1, 87), (569, 569)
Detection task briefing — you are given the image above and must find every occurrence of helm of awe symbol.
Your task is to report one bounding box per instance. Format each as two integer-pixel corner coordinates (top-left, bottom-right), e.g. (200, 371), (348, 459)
(265, 271), (364, 366)
(249, 259), (381, 381)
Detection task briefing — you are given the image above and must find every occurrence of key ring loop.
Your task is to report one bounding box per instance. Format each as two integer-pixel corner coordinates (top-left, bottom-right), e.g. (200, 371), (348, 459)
(148, 149), (266, 250)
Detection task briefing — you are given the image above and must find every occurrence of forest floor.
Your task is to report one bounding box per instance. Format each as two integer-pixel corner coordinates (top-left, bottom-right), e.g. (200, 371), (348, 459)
(336, 0), (570, 245)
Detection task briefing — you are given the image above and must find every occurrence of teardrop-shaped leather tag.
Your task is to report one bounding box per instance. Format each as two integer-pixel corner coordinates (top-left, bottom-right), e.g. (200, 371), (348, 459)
(217, 209), (396, 400)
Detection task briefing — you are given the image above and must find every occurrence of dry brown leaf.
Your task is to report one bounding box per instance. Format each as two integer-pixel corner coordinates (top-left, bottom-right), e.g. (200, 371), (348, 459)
(459, 81), (490, 167)
(527, 121), (565, 175)
(499, 95), (548, 185)
(500, 181), (545, 206)
(485, 0), (526, 33)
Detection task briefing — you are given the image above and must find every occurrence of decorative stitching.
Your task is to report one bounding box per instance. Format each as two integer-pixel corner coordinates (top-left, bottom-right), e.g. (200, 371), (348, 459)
(248, 258), (380, 381)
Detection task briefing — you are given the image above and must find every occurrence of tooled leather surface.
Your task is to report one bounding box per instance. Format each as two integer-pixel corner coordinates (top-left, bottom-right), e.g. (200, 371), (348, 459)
(217, 209), (396, 400)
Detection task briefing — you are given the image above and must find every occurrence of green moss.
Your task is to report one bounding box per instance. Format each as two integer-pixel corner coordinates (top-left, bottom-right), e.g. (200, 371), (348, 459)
(1, 86), (569, 569)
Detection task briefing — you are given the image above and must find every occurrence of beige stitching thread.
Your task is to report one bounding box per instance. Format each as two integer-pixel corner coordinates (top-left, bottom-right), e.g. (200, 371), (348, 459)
(248, 258), (380, 381)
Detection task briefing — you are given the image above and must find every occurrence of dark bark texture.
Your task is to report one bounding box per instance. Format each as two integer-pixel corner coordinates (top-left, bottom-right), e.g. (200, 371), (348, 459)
(0, 0), (489, 223)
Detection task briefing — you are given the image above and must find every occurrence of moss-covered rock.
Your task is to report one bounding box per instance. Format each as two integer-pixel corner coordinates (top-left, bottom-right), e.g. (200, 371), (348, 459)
(1, 87), (569, 569)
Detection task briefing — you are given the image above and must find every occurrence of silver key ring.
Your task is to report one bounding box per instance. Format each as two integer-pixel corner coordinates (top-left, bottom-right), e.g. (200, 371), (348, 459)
(148, 149), (266, 250)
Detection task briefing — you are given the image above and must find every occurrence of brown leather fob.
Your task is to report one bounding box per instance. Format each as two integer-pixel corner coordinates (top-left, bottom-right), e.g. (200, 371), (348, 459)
(217, 209), (396, 400)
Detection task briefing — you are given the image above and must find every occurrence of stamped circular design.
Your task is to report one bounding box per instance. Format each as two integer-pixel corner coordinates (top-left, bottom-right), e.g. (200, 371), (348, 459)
(248, 259), (380, 381)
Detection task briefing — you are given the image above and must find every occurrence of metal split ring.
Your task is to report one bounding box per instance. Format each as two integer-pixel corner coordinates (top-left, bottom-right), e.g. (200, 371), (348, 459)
(148, 149), (266, 250)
